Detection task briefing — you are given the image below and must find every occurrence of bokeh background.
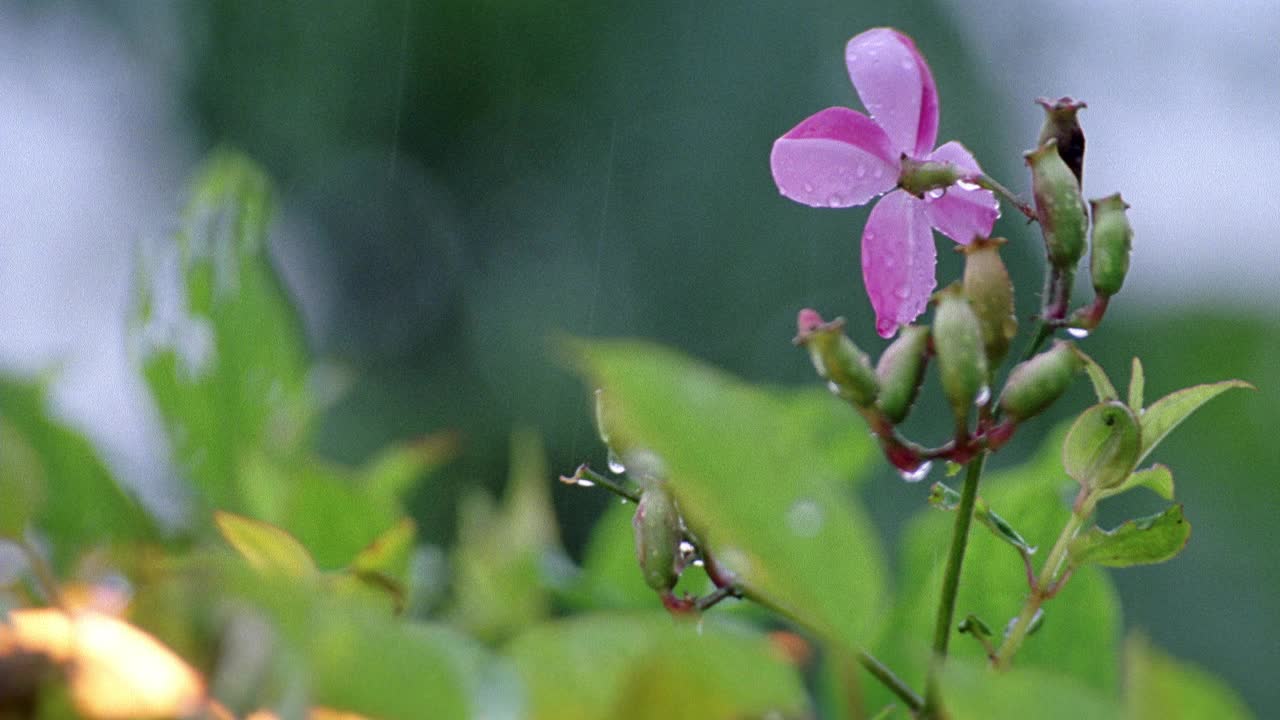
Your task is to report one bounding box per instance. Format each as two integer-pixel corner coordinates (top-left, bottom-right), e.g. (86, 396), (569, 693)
(1, 0), (1277, 712)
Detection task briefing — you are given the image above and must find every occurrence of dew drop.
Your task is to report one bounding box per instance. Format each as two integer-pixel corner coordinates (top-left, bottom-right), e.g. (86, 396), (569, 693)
(803, 182), (815, 193)
(692, 559), (705, 567)
(900, 59), (914, 70)
(786, 498), (826, 538)
(927, 188), (945, 200)
(894, 285), (912, 299)
(974, 385), (992, 407)
(872, 166), (884, 178)
(1067, 327), (1091, 339)
(855, 165), (867, 178)
(827, 194), (844, 207)
(678, 540), (697, 567)
(576, 478), (596, 488)
(956, 179), (981, 191)
(607, 448), (627, 474)
(826, 381), (843, 396)
(899, 461), (934, 483)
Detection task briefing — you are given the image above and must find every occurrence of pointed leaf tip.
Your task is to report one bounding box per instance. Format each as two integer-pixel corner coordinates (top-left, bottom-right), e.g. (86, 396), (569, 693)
(1138, 379), (1254, 465)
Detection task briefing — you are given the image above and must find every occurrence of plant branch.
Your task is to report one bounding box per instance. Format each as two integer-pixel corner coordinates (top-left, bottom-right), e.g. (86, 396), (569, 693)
(967, 172), (1036, 221)
(921, 452), (987, 717)
(559, 463), (641, 503)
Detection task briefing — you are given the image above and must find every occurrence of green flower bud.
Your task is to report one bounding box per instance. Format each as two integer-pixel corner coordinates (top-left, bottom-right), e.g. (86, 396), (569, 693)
(1036, 97), (1086, 185)
(897, 156), (963, 198)
(959, 237), (1017, 367)
(795, 309), (879, 407)
(1062, 400), (1142, 492)
(875, 324), (930, 424)
(998, 341), (1083, 423)
(932, 285), (988, 431)
(1089, 193), (1133, 297)
(632, 484), (684, 592)
(1026, 140), (1088, 271)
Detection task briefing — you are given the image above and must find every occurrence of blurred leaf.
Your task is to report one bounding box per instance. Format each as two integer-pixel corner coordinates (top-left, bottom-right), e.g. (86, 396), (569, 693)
(132, 151), (312, 514)
(878, 425), (1122, 703)
(1069, 505), (1191, 569)
(1124, 633), (1254, 720)
(1137, 380), (1254, 466)
(1099, 464), (1174, 502)
(1062, 402), (1141, 491)
(776, 388), (877, 488)
(349, 518), (416, 580)
(1079, 351), (1119, 402)
(505, 613), (808, 720)
(221, 563), (470, 719)
(573, 340), (886, 653)
(215, 511), (317, 578)
(357, 433), (456, 507)
(1127, 358), (1144, 412)
(451, 429), (563, 641)
(0, 378), (156, 567)
(575, 501), (657, 610)
(941, 659), (1119, 719)
(0, 420), (44, 539)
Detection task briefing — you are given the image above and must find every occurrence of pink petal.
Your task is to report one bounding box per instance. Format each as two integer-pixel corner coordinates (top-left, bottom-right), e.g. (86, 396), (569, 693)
(922, 141), (1000, 244)
(862, 190), (936, 338)
(845, 28), (939, 159)
(770, 107), (899, 208)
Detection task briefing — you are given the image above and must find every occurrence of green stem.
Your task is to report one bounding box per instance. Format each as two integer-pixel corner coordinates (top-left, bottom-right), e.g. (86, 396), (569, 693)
(739, 588), (922, 712)
(993, 494), (1094, 667)
(560, 464), (641, 503)
(969, 173), (1036, 221)
(921, 452), (987, 717)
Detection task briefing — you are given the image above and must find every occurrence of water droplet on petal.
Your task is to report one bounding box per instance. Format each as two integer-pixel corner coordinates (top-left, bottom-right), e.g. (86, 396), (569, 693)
(894, 285), (912, 299)
(927, 188), (945, 200)
(1067, 327), (1091, 339)
(956, 180), (981, 191)
(872, 167), (884, 178)
(900, 59), (914, 70)
(786, 498), (826, 538)
(607, 448), (627, 474)
(827, 194), (844, 207)
(803, 182), (815, 193)
(899, 461), (934, 483)
(855, 165), (867, 178)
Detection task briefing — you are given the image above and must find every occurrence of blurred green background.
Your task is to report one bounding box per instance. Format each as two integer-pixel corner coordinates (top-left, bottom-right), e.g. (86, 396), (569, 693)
(2, 0), (1276, 714)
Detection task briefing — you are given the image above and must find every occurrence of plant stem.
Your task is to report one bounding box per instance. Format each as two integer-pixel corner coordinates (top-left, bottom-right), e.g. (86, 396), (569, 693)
(921, 452), (986, 717)
(738, 587), (923, 712)
(993, 494), (1094, 667)
(559, 464), (640, 503)
(969, 173), (1036, 221)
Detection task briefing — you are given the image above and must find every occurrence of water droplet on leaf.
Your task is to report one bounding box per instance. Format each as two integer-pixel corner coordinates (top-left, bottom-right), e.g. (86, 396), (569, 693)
(786, 498), (826, 538)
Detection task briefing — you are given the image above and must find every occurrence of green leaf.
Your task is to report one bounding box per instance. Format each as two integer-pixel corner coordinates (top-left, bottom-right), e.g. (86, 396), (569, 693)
(573, 340), (887, 653)
(1128, 358), (1145, 411)
(0, 420), (44, 539)
(358, 433), (456, 507)
(505, 613), (808, 720)
(930, 483), (1034, 553)
(215, 511), (317, 578)
(0, 377), (157, 567)
(1137, 380), (1254, 466)
(350, 517), (416, 579)
(877, 425), (1122, 704)
(1078, 350), (1119, 402)
(941, 659), (1120, 719)
(451, 429), (563, 641)
(1068, 504), (1191, 568)
(1124, 633), (1254, 720)
(133, 151), (312, 514)
(1062, 401), (1141, 491)
(1100, 464), (1174, 501)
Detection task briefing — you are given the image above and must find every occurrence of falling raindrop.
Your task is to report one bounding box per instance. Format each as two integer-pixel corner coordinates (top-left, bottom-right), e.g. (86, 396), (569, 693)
(607, 448), (627, 474)
(899, 461), (934, 483)
(1067, 327), (1091, 339)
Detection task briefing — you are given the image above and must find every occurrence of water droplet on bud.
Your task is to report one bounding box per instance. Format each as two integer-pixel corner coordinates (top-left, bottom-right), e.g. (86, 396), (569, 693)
(974, 385), (992, 407)
(899, 461), (934, 483)
(1067, 327), (1090, 339)
(607, 448), (627, 475)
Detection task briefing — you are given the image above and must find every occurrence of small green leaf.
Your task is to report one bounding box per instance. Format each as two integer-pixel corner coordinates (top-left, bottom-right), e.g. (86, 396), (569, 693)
(1124, 633), (1254, 720)
(1137, 380), (1254, 465)
(930, 484), (1034, 553)
(1128, 357), (1145, 411)
(1063, 401), (1142, 491)
(0, 420), (44, 539)
(505, 613), (808, 720)
(928, 482), (962, 510)
(1068, 504), (1191, 568)
(215, 510), (318, 578)
(1077, 350), (1119, 402)
(1100, 464), (1174, 501)
(573, 340), (886, 653)
(957, 614), (993, 639)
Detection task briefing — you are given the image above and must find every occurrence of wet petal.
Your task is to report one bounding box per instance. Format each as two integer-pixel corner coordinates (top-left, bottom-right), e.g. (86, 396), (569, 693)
(862, 191), (936, 338)
(846, 28), (939, 159)
(771, 107), (899, 208)
(922, 141), (999, 244)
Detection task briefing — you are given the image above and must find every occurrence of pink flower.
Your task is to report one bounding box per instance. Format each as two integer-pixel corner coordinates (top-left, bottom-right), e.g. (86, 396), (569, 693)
(770, 28), (999, 338)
